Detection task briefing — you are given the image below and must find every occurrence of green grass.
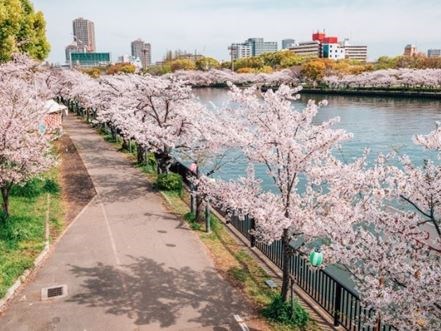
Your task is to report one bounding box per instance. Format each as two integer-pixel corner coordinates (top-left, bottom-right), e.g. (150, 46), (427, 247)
(0, 169), (63, 299)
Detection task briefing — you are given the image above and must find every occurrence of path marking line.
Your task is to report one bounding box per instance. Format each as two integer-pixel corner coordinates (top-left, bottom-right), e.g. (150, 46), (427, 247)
(99, 200), (121, 266)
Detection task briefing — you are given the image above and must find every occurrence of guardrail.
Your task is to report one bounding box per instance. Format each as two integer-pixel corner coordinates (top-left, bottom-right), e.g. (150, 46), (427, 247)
(169, 159), (394, 331)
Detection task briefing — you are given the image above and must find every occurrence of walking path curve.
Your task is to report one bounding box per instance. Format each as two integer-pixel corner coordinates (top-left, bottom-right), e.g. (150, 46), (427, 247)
(0, 116), (255, 331)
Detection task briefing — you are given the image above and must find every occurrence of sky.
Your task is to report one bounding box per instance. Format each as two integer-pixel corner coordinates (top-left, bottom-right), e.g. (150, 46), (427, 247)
(33, 0), (441, 64)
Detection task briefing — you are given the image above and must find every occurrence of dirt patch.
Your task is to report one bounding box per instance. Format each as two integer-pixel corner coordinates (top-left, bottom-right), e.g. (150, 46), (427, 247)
(55, 134), (96, 224)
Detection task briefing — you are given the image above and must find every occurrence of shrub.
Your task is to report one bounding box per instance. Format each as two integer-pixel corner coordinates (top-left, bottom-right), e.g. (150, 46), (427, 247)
(237, 67), (256, 74)
(262, 294), (309, 328)
(195, 57), (220, 71)
(43, 179), (60, 194)
(183, 212), (201, 230)
(169, 59), (196, 72)
(184, 212), (196, 222)
(10, 178), (43, 198)
(156, 173), (183, 193)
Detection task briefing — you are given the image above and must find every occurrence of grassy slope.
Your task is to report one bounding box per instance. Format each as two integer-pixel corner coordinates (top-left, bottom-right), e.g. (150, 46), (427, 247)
(0, 168), (64, 298)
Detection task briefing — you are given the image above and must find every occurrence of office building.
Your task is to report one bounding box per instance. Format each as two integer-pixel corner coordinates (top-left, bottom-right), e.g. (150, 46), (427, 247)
(290, 31), (368, 62)
(289, 41), (321, 58)
(282, 39), (296, 49)
(131, 39), (151, 68)
(71, 52), (111, 68)
(65, 42), (87, 63)
(72, 17), (96, 52)
(229, 43), (253, 61)
(339, 39), (368, 62)
(247, 38), (278, 56)
(228, 37), (278, 60)
(404, 44), (417, 57)
(322, 43), (346, 60)
(428, 49), (441, 58)
(344, 45), (368, 62)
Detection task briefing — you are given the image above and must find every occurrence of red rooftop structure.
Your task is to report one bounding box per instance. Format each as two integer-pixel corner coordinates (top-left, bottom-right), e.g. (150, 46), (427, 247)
(312, 31), (338, 44)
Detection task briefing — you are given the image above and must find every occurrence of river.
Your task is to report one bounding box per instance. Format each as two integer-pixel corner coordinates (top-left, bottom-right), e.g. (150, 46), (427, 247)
(195, 88), (441, 188)
(193, 88), (441, 291)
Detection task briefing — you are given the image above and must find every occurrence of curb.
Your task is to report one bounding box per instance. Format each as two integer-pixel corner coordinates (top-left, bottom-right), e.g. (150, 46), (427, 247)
(0, 195), (97, 312)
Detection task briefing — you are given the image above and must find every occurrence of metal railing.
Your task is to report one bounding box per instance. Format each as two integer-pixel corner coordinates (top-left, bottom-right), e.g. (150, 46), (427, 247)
(168, 159), (394, 331)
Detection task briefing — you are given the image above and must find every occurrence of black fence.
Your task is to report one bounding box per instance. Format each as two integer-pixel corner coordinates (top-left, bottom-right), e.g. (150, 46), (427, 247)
(169, 158), (393, 331)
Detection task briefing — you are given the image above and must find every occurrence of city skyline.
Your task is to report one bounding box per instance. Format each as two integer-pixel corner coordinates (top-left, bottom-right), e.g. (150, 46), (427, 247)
(34, 0), (441, 64)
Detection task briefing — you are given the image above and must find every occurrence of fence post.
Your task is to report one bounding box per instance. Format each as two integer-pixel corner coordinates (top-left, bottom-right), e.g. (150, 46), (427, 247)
(205, 202), (211, 233)
(333, 283), (342, 326)
(250, 217), (256, 248)
(190, 184), (196, 214)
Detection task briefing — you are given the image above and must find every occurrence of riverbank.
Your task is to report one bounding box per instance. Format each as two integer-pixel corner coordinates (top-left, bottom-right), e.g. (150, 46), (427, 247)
(301, 87), (441, 99)
(195, 84), (441, 99)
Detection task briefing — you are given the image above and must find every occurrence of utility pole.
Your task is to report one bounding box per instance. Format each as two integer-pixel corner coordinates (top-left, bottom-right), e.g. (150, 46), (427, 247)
(229, 45), (236, 72)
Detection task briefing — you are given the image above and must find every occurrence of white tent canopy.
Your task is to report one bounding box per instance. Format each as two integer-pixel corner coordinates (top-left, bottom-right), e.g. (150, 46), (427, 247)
(44, 100), (68, 115)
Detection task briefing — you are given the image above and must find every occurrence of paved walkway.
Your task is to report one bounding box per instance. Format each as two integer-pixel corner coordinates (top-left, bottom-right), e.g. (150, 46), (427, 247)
(0, 116), (255, 331)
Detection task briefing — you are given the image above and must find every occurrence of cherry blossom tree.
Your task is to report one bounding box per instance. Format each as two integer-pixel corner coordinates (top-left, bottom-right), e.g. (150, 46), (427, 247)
(198, 84), (351, 301)
(166, 68), (299, 88)
(112, 75), (212, 172)
(0, 62), (55, 218)
(316, 131), (441, 329)
(324, 68), (441, 90)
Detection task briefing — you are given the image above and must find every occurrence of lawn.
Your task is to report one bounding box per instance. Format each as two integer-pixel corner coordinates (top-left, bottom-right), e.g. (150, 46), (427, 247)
(0, 169), (63, 298)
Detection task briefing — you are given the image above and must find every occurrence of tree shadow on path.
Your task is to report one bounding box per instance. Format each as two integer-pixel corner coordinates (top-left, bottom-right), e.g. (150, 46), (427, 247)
(67, 256), (256, 329)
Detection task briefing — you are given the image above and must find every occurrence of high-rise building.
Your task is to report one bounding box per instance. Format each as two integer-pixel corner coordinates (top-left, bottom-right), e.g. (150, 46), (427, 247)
(404, 44), (417, 57)
(131, 39), (151, 68)
(282, 39), (296, 49)
(72, 17), (96, 52)
(428, 49), (441, 58)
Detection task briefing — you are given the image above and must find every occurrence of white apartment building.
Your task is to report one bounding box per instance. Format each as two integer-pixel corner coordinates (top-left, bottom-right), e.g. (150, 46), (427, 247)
(229, 43), (253, 60)
(322, 43), (346, 60)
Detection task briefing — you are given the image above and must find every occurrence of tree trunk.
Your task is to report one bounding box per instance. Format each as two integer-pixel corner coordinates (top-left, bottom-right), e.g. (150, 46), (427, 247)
(281, 228), (291, 301)
(137, 145), (146, 165)
(122, 139), (129, 151)
(110, 126), (116, 142)
(195, 195), (204, 222)
(1, 187), (10, 219)
(155, 152), (171, 174)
